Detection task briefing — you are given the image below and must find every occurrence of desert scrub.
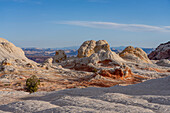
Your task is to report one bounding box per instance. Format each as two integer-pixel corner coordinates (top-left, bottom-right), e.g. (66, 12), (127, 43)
(26, 75), (40, 93)
(92, 68), (98, 73)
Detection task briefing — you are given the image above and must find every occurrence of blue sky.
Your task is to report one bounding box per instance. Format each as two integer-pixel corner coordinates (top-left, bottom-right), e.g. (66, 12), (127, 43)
(0, 0), (170, 48)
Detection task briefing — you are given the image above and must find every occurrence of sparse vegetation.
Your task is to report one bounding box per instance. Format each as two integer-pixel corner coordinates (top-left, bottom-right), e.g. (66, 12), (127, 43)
(26, 75), (40, 93)
(92, 68), (98, 73)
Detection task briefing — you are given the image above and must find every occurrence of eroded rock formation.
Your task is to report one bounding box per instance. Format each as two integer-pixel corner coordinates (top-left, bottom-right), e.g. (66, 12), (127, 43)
(0, 38), (38, 73)
(119, 46), (152, 64)
(148, 41), (170, 60)
(60, 40), (125, 71)
(77, 40), (111, 58)
(0, 38), (30, 62)
(156, 59), (170, 67)
(53, 50), (67, 63)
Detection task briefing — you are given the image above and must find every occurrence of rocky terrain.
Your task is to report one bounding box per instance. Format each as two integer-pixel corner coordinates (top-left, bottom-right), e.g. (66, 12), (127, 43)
(149, 41), (170, 60)
(23, 46), (153, 63)
(23, 48), (77, 63)
(1, 76), (170, 113)
(0, 38), (169, 112)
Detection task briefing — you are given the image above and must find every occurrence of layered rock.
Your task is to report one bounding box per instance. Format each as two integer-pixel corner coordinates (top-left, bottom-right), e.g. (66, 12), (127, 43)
(0, 38), (29, 62)
(156, 59), (170, 67)
(88, 50), (124, 66)
(61, 40), (125, 71)
(0, 38), (37, 73)
(148, 41), (170, 60)
(53, 50), (67, 63)
(77, 40), (124, 65)
(44, 58), (53, 64)
(119, 46), (152, 64)
(77, 40), (111, 58)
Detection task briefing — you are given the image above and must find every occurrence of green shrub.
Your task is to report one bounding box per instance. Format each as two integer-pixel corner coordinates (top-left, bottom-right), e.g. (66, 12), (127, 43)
(92, 68), (98, 73)
(26, 75), (40, 93)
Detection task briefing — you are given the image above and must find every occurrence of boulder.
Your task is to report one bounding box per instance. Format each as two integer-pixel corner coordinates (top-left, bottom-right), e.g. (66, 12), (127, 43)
(53, 50), (67, 63)
(77, 40), (111, 58)
(156, 59), (170, 67)
(94, 40), (111, 53)
(89, 50), (124, 66)
(44, 58), (53, 64)
(77, 40), (96, 58)
(119, 46), (152, 64)
(0, 59), (17, 73)
(148, 41), (170, 60)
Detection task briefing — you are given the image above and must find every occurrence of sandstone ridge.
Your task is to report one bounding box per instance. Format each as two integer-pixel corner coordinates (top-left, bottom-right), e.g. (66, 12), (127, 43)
(0, 38), (29, 62)
(149, 41), (170, 60)
(119, 46), (152, 64)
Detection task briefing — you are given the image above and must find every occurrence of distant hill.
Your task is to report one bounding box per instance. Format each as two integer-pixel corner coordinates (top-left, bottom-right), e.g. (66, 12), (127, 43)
(54, 46), (79, 50)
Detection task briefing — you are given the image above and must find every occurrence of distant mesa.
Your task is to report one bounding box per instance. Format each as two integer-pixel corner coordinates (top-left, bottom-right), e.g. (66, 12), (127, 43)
(148, 41), (170, 60)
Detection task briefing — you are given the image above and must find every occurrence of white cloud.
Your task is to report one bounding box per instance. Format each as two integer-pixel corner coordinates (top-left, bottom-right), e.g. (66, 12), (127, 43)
(164, 26), (170, 29)
(56, 21), (170, 32)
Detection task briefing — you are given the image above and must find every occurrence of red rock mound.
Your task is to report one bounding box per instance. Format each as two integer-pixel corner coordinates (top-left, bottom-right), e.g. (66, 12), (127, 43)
(148, 41), (170, 60)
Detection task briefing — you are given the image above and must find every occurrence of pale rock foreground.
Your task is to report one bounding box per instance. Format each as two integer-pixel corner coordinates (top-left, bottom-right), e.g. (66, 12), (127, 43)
(0, 76), (170, 113)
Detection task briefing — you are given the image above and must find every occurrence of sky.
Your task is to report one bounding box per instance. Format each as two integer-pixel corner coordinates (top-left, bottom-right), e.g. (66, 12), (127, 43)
(0, 0), (170, 48)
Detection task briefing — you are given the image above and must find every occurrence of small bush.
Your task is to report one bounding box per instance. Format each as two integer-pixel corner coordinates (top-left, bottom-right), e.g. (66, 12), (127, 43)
(26, 75), (40, 93)
(92, 68), (98, 73)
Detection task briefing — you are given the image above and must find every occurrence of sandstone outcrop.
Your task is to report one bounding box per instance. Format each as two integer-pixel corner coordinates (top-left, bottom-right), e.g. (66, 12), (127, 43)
(0, 38), (37, 73)
(61, 40), (125, 71)
(156, 59), (170, 67)
(148, 41), (170, 60)
(88, 50), (124, 66)
(0, 38), (29, 62)
(77, 40), (111, 58)
(44, 58), (53, 64)
(119, 46), (152, 64)
(53, 50), (67, 63)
